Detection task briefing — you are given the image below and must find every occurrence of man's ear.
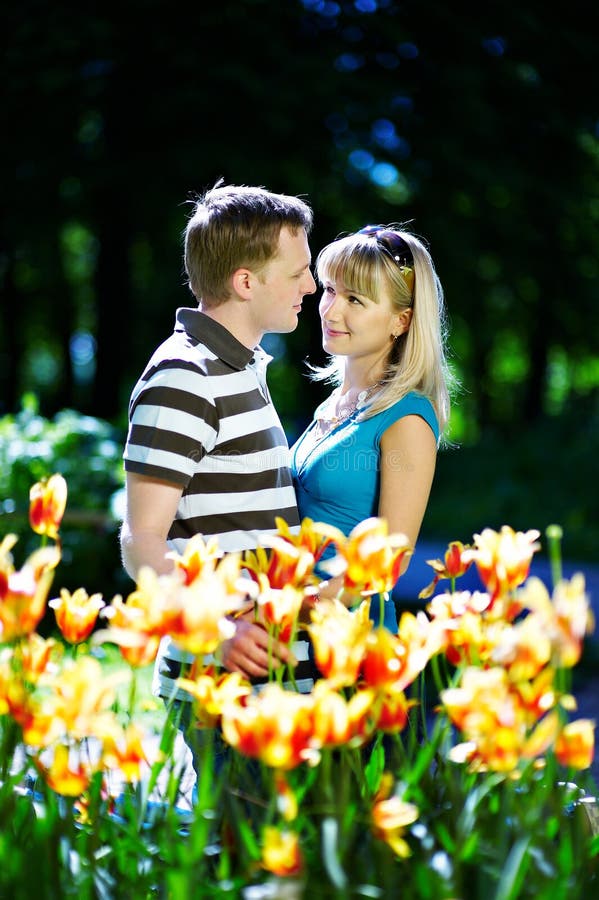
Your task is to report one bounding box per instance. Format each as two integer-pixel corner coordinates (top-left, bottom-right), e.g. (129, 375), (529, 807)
(231, 267), (253, 301)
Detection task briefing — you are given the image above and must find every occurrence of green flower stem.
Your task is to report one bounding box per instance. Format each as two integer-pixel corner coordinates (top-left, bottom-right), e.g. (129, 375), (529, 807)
(266, 625), (277, 684)
(430, 652), (447, 697)
(285, 617), (300, 692)
(546, 524), (564, 589)
(127, 667), (138, 722)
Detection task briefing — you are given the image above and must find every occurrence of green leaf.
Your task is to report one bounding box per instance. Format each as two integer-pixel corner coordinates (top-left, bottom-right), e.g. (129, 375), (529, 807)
(322, 817), (347, 890)
(493, 836), (532, 900)
(363, 737), (385, 796)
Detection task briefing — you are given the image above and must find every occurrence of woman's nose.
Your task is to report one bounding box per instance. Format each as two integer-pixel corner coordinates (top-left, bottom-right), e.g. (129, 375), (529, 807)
(319, 291), (337, 319)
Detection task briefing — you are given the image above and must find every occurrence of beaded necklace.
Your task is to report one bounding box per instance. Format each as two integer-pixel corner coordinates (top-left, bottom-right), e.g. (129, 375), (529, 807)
(313, 382), (382, 439)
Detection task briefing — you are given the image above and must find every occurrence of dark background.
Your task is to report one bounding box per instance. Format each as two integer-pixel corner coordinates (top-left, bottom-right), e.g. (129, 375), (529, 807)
(2, 0), (598, 578)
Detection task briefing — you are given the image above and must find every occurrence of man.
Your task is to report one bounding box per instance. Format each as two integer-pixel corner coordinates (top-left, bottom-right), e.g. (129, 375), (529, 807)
(120, 181), (316, 704)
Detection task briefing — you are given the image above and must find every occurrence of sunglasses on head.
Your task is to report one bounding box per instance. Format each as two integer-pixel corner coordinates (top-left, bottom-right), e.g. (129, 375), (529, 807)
(358, 225), (414, 267)
(358, 225), (415, 296)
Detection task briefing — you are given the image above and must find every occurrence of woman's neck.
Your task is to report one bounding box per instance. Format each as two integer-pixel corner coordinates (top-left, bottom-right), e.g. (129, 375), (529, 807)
(340, 360), (386, 396)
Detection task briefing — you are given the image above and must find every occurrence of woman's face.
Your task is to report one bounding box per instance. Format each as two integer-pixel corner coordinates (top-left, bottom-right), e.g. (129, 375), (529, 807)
(318, 275), (404, 365)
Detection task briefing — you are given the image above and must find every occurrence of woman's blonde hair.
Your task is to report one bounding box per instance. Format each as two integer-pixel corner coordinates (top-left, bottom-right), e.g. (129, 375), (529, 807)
(311, 225), (455, 436)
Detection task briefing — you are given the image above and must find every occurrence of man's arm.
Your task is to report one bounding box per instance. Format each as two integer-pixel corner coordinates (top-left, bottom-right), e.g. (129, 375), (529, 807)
(120, 471), (183, 579)
(120, 471), (294, 677)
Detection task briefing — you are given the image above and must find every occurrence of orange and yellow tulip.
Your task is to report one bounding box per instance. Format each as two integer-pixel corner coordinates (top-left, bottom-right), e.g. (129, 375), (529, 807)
(29, 474), (67, 541)
(310, 680), (374, 747)
(307, 597), (372, 687)
(555, 719), (595, 770)
(329, 517), (412, 596)
(371, 792), (419, 858)
(177, 668), (252, 728)
(274, 515), (344, 565)
(244, 535), (316, 592)
(256, 581), (304, 643)
(221, 683), (314, 770)
(0, 544), (60, 641)
(35, 743), (93, 796)
(462, 526), (540, 605)
(261, 826), (303, 877)
(101, 723), (149, 783)
(49, 588), (105, 644)
(166, 533), (223, 585)
(419, 540), (473, 599)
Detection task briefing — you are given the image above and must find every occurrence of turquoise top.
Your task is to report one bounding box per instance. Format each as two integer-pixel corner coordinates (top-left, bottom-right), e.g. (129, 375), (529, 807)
(290, 391), (439, 631)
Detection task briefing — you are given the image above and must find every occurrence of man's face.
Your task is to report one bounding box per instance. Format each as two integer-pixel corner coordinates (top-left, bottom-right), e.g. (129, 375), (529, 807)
(250, 226), (316, 336)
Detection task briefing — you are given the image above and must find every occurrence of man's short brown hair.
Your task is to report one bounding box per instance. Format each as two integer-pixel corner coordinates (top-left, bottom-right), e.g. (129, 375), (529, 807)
(183, 182), (313, 305)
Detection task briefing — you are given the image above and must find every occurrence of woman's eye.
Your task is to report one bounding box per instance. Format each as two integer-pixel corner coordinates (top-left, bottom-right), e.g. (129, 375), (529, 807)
(348, 295), (362, 305)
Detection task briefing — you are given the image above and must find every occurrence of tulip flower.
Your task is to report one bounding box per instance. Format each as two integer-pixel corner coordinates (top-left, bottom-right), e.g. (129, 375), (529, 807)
(274, 772), (298, 822)
(555, 719), (595, 770)
(221, 683), (314, 770)
(166, 533), (223, 585)
(168, 570), (239, 656)
(49, 588), (105, 644)
(461, 526), (540, 605)
(29, 474), (67, 541)
(515, 574), (595, 671)
(323, 517), (412, 596)
(307, 597), (372, 687)
(371, 792), (419, 858)
(426, 591), (498, 668)
(274, 515), (344, 565)
(310, 680), (374, 747)
(373, 683), (414, 734)
(256, 581), (305, 643)
(31, 656), (127, 746)
(244, 535), (316, 591)
(95, 593), (162, 667)
(0, 545), (61, 641)
(361, 617), (436, 693)
(35, 743), (93, 796)
(418, 540), (473, 599)
(261, 826), (303, 877)
(441, 666), (564, 773)
(12, 632), (61, 683)
(0, 654), (32, 720)
(101, 723), (150, 783)
(177, 668), (252, 729)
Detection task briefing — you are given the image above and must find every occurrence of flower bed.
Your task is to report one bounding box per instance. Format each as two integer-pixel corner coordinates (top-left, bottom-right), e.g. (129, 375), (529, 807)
(1, 475), (598, 897)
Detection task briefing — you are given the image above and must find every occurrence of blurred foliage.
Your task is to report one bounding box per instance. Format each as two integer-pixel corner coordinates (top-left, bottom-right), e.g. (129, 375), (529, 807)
(0, 395), (130, 617)
(2, 0), (598, 433)
(424, 400), (599, 563)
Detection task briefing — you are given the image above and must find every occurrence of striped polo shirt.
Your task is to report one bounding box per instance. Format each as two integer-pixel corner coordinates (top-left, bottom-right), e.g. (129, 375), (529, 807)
(123, 307), (311, 699)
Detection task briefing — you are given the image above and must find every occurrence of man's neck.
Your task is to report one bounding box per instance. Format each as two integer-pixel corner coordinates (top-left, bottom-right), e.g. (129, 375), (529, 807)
(199, 302), (261, 350)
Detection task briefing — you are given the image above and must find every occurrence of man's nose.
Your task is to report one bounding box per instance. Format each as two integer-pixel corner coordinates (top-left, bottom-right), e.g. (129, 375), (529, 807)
(304, 270), (317, 295)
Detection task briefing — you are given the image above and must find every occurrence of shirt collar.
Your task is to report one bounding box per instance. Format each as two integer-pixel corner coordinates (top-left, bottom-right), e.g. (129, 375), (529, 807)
(175, 307), (268, 371)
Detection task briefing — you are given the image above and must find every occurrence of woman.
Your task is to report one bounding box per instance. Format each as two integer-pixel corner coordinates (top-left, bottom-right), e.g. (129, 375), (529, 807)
(291, 224), (453, 631)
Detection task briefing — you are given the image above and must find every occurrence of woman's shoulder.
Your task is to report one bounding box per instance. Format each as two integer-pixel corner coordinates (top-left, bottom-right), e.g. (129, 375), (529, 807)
(374, 392), (439, 439)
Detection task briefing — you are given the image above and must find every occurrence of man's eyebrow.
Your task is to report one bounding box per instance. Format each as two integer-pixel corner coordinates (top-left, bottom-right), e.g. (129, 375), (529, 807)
(293, 261), (312, 275)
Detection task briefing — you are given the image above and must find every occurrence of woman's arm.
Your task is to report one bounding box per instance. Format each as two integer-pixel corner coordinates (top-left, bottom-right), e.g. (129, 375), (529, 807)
(378, 413), (438, 573)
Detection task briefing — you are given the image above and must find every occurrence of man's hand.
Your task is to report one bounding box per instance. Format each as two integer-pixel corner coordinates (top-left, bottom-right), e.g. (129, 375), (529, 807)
(220, 619), (295, 679)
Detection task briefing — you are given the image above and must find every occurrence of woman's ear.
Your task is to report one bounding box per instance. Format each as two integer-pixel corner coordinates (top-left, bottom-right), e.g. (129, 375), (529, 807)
(391, 307), (413, 338)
